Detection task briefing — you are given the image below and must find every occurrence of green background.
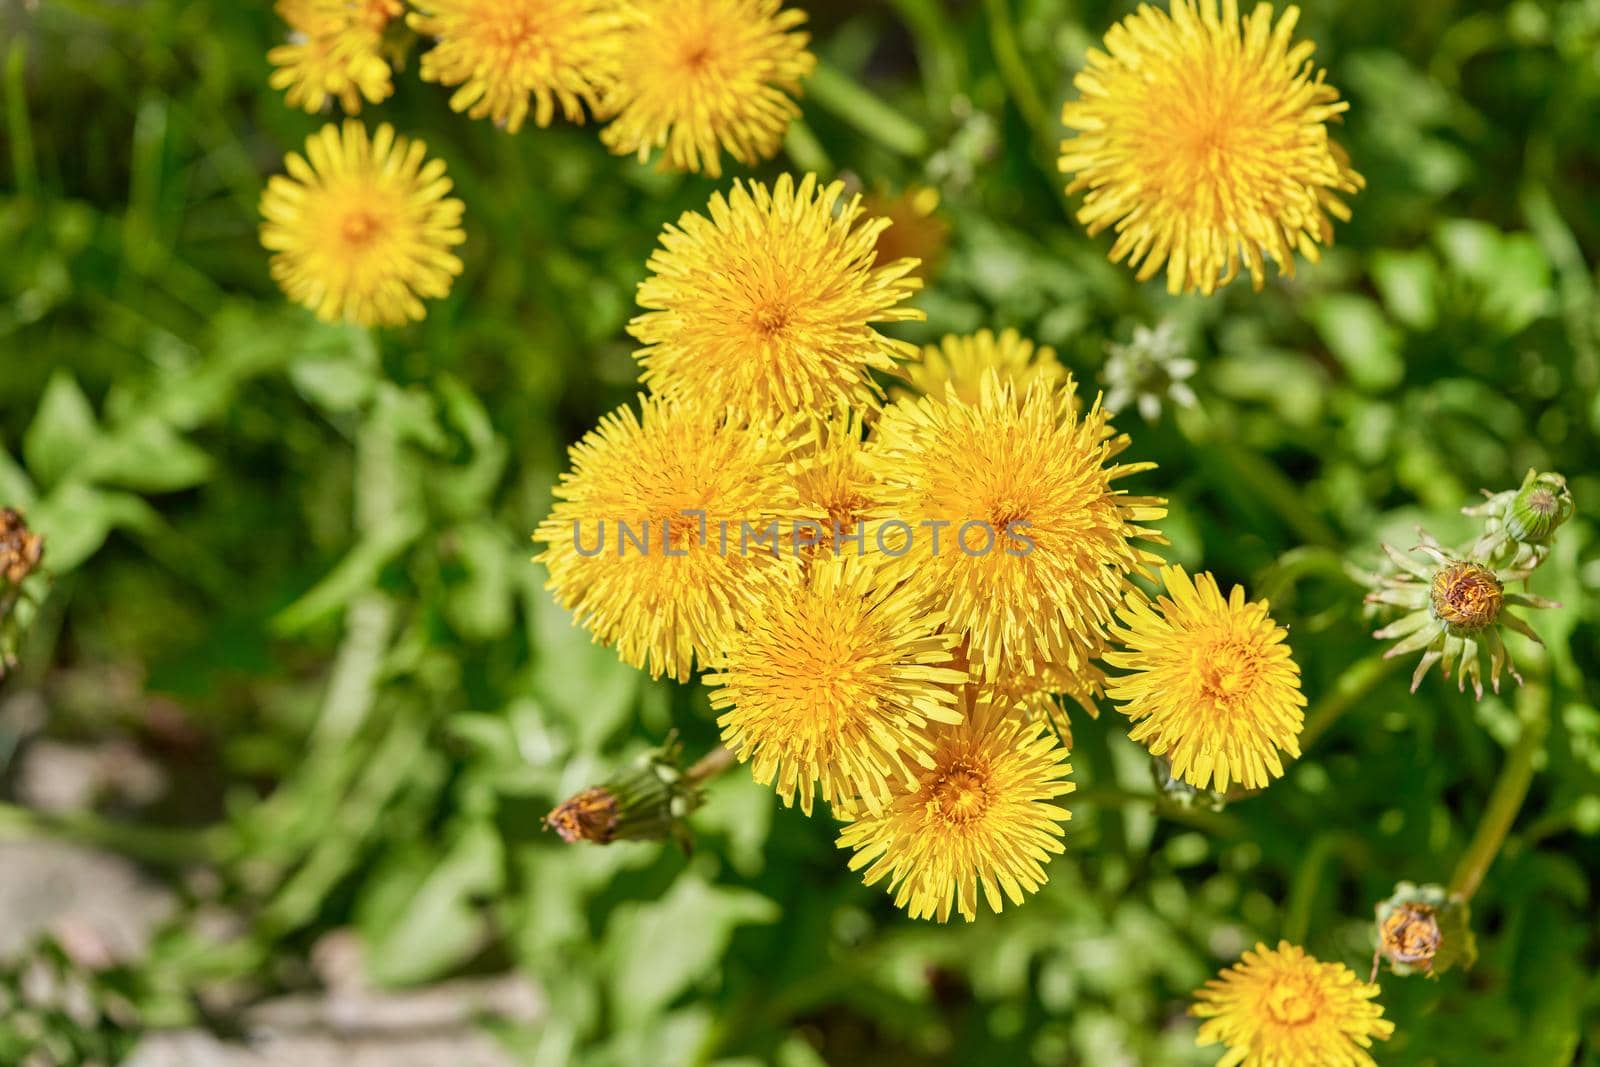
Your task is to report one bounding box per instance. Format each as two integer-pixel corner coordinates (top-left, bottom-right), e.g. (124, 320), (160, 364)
(2, 0), (1598, 1064)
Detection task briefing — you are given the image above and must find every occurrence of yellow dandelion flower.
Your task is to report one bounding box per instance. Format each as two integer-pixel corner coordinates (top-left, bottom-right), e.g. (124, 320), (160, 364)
(790, 414), (878, 560)
(1059, 0), (1364, 295)
(408, 0), (622, 133)
(598, 0), (814, 177)
(866, 373), (1166, 681)
(630, 173), (924, 418)
(1191, 942), (1395, 1067)
(899, 328), (1068, 407)
(269, 0), (401, 114)
(260, 121), (466, 327)
(950, 642), (1103, 750)
(707, 557), (968, 817)
(532, 395), (806, 682)
(1104, 565), (1305, 793)
(837, 696), (1074, 922)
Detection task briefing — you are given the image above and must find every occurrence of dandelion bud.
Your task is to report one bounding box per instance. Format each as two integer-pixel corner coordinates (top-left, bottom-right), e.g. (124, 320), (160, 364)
(544, 738), (710, 849)
(1372, 881), (1477, 979)
(0, 508), (45, 587)
(1378, 904), (1441, 969)
(1464, 468), (1575, 569)
(1362, 530), (1554, 698)
(1428, 561), (1503, 635)
(1507, 471), (1573, 545)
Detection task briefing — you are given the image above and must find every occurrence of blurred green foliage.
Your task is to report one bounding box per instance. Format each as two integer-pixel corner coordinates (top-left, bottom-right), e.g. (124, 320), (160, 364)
(2, 1), (1599, 1064)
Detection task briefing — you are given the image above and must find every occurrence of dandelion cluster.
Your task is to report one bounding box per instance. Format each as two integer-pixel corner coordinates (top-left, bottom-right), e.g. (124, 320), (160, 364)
(526, 160), (1341, 925)
(259, 0), (817, 325)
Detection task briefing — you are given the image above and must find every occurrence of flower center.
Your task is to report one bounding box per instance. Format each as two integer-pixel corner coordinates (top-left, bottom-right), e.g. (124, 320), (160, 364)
(751, 302), (793, 339)
(340, 210), (384, 248)
(1429, 561), (1502, 633)
(1265, 979), (1319, 1027)
(1198, 639), (1258, 709)
(930, 758), (991, 825)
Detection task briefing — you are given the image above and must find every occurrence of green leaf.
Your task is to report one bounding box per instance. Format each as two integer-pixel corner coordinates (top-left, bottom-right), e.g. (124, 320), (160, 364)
(604, 871), (778, 1025)
(23, 371), (99, 488)
(359, 819), (505, 988)
(1309, 294), (1405, 392)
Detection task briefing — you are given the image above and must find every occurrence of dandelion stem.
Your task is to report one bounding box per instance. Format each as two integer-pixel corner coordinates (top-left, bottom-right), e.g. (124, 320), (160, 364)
(1300, 653), (1401, 751)
(783, 119), (833, 177)
(806, 60), (928, 158)
(1447, 680), (1549, 902)
(982, 0), (1052, 144)
(0, 802), (223, 866)
(686, 744), (737, 785)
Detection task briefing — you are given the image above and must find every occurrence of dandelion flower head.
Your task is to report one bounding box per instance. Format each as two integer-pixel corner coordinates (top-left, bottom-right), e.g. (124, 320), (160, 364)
(902, 328), (1068, 407)
(1191, 941), (1395, 1067)
(408, 0), (623, 133)
(837, 694), (1074, 922)
(1059, 0), (1363, 294)
(866, 373), (1166, 680)
(599, 0), (815, 177)
(1104, 565), (1305, 792)
(707, 556), (968, 816)
(269, 0), (401, 114)
(630, 173), (924, 418)
(259, 121), (466, 327)
(532, 396), (806, 682)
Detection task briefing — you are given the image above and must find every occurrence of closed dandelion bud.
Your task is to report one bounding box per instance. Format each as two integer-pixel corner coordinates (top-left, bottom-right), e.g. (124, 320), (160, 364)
(1429, 561), (1503, 635)
(1464, 468), (1575, 569)
(1372, 882), (1476, 980)
(1507, 471), (1573, 544)
(544, 738), (718, 849)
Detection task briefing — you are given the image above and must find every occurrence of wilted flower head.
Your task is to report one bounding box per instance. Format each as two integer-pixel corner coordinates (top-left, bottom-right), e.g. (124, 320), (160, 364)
(598, 0), (814, 177)
(630, 174), (924, 418)
(1371, 881), (1476, 980)
(1060, 0), (1363, 294)
(545, 736), (706, 849)
(1465, 468), (1574, 569)
(259, 121), (466, 326)
(1102, 321), (1197, 422)
(408, 0), (623, 132)
(900, 328), (1068, 408)
(1191, 941), (1394, 1067)
(836, 694), (1074, 922)
(1105, 565), (1305, 793)
(0, 508), (44, 588)
(1363, 531), (1555, 698)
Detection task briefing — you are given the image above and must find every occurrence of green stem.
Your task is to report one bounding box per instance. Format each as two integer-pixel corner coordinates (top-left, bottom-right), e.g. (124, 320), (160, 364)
(0, 802), (223, 866)
(4, 40), (38, 201)
(806, 60), (928, 158)
(782, 119), (833, 177)
(889, 0), (965, 107)
(1447, 681), (1549, 901)
(1300, 653), (1401, 751)
(982, 0), (1053, 144)
(1282, 833), (1337, 945)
